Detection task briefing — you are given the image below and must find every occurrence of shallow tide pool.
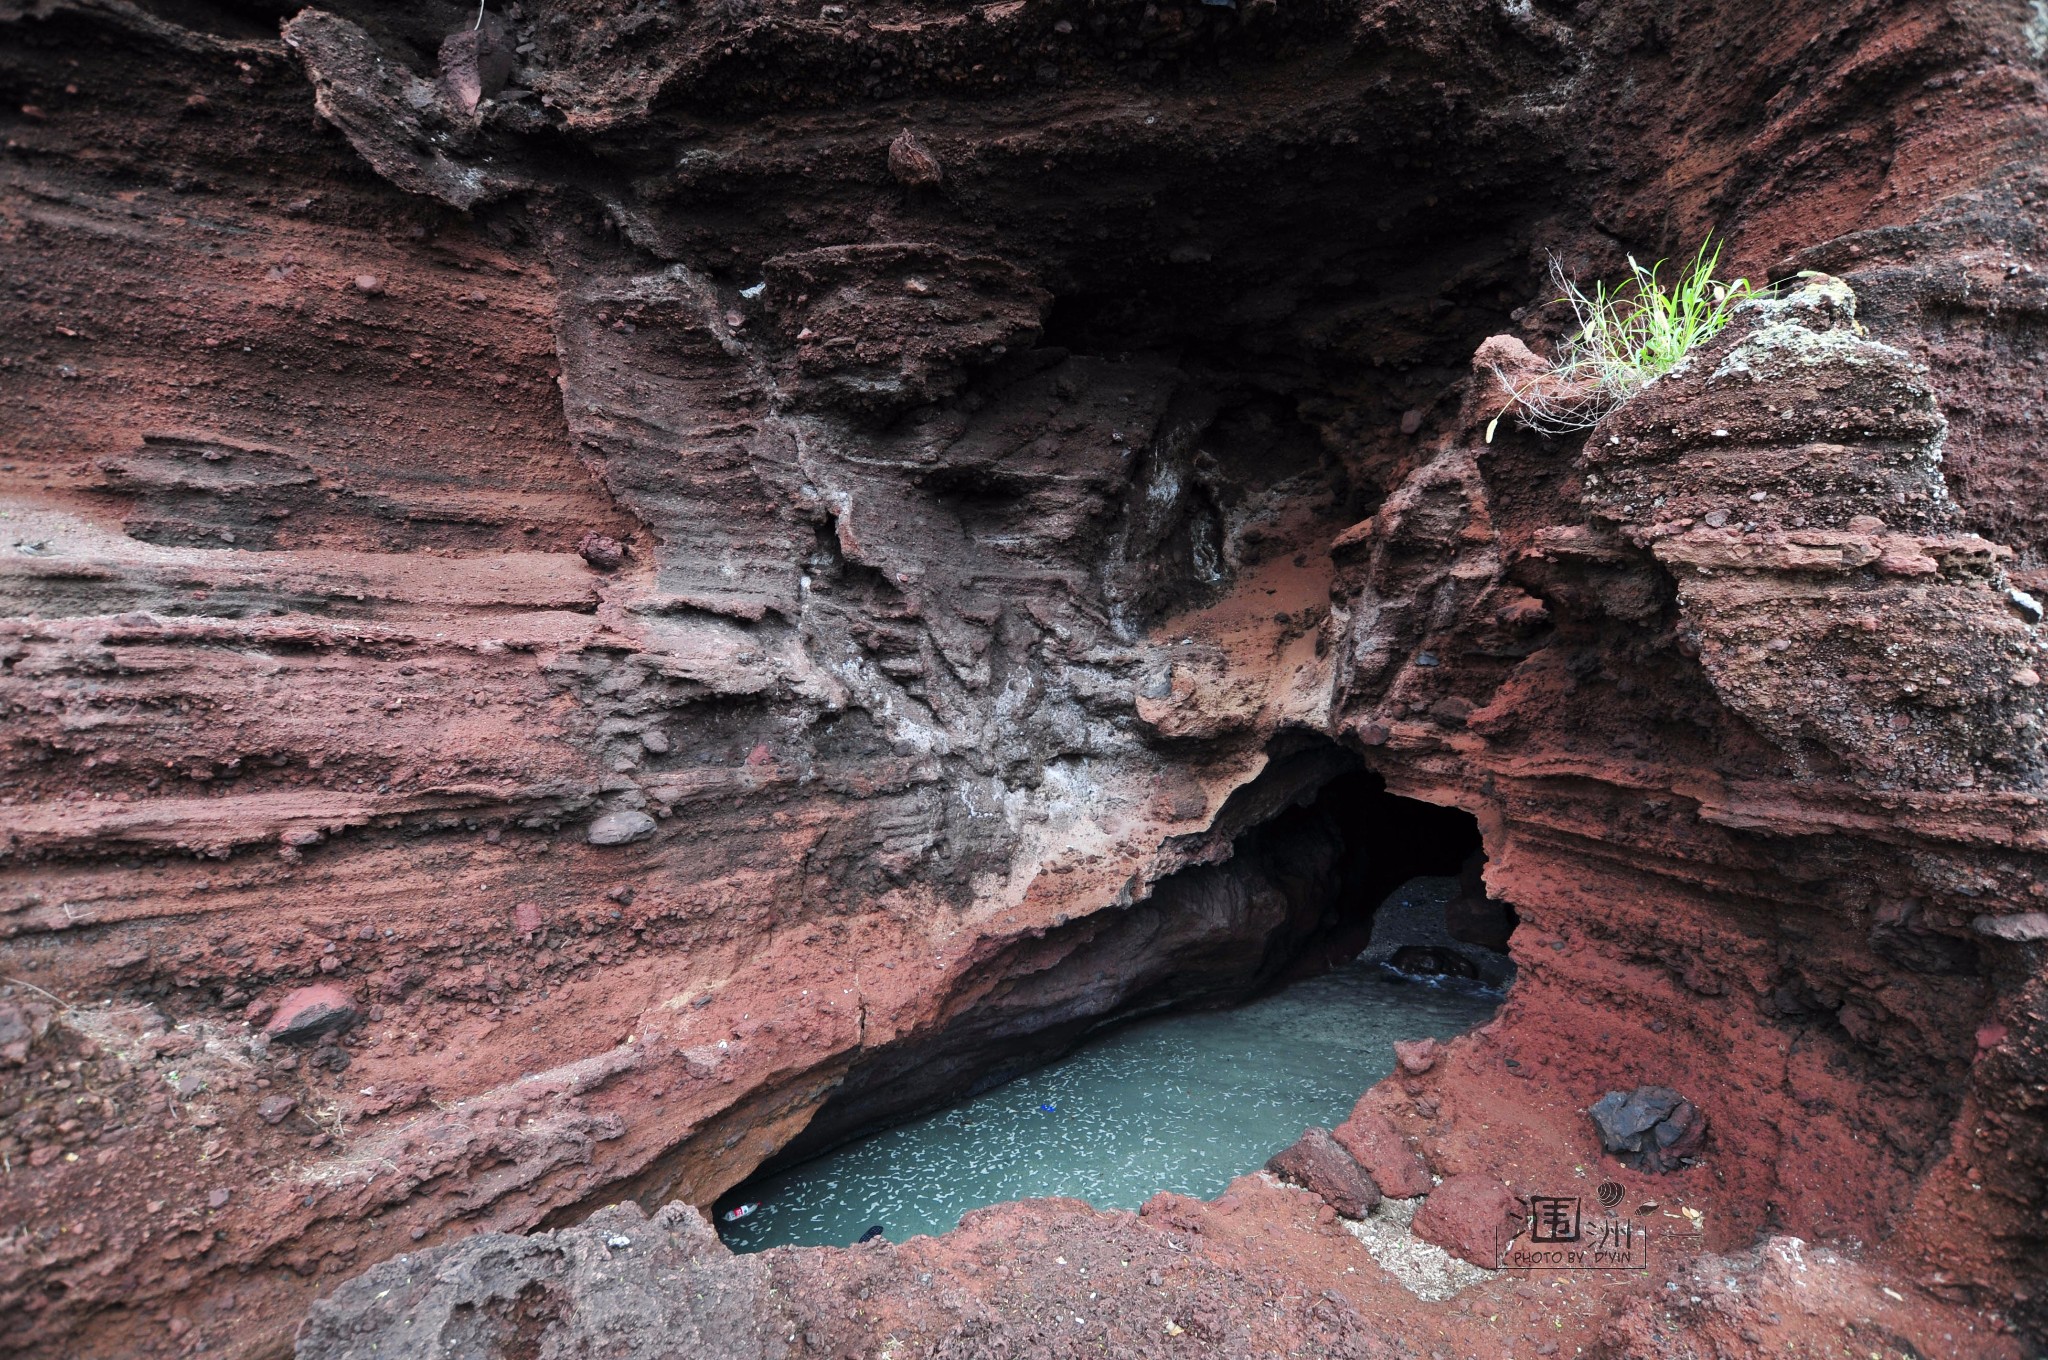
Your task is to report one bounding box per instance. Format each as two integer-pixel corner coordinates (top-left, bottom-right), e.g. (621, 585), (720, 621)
(716, 962), (1502, 1251)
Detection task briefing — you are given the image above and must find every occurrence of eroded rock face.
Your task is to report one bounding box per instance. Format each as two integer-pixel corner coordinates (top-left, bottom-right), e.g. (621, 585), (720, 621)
(1, 0), (2046, 1356)
(293, 1202), (785, 1360)
(1586, 276), (2048, 788)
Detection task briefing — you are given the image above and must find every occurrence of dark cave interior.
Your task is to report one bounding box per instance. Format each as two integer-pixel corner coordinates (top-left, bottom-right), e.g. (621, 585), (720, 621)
(735, 744), (1513, 1191)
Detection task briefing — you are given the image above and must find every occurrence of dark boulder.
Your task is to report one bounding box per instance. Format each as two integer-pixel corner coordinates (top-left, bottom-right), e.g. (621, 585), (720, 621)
(1444, 894), (1516, 952)
(1589, 1085), (1707, 1172)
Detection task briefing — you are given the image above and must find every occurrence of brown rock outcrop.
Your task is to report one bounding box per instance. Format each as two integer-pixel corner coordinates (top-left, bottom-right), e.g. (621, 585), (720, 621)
(1333, 1103), (1433, 1199)
(1585, 275), (2048, 788)
(1266, 1126), (1381, 1219)
(1411, 1174), (1525, 1271)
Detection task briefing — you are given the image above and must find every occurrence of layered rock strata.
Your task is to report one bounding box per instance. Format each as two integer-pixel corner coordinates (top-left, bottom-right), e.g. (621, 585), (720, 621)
(2, 0), (2046, 1356)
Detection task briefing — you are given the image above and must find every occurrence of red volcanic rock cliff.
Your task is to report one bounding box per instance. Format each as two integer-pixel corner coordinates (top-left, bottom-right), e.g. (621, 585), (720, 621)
(2, 1), (2046, 1357)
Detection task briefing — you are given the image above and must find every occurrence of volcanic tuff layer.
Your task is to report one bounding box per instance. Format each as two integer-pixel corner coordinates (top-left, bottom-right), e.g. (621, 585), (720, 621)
(3, 0), (2048, 1357)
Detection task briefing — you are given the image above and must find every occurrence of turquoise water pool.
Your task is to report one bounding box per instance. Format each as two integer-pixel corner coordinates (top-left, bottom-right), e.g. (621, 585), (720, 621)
(716, 961), (1501, 1251)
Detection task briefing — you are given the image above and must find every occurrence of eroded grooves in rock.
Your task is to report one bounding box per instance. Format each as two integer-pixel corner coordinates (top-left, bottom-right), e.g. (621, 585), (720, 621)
(2, 0), (2046, 1356)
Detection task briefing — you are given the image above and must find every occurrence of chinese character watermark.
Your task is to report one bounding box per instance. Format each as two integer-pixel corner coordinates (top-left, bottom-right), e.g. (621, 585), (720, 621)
(1498, 1182), (1691, 1272)
(1529, 1196), (1581, 1243)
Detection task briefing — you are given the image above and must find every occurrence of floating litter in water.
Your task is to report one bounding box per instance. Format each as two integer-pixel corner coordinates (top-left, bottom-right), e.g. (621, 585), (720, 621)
(1039, 1102), (1057, 1113)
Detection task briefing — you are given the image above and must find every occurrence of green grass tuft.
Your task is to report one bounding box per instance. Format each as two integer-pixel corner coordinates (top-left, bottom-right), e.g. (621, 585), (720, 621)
(1490, 240), (1760, 439)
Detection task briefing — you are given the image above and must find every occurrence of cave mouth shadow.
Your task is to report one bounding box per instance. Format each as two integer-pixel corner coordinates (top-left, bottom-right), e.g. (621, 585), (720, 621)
(717, 743), (1516, 1224)
(1268, 766), (1518, 991)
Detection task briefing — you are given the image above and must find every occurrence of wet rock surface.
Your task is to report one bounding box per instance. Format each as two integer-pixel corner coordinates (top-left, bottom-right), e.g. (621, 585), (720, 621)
(1, 0), (2045, 1356)
(1359, 875), (1516, 988)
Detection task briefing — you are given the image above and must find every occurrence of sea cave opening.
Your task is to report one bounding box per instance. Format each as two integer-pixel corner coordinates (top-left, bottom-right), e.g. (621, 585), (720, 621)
(714, 747), (1517, 1251)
